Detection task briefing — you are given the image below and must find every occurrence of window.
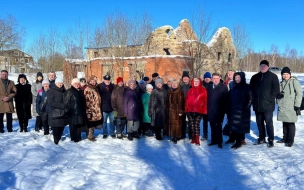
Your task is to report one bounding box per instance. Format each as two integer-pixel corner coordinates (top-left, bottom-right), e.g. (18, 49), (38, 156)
(15, 58), (18, 62)
(25, 58), (29, 63)
(14, 51), (19, 56)
(228, 53), (231, 62)
(217, 52), (221, 61)
(164, 48), (170, 55)
(94, 52), (98, 58)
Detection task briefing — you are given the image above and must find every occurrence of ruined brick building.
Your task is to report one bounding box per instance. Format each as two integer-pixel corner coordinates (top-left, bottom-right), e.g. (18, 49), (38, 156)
(64, 19), (236, 85)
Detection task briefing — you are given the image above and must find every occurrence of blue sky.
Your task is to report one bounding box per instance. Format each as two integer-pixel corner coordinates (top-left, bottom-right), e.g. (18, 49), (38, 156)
(1, 0), (304, 54)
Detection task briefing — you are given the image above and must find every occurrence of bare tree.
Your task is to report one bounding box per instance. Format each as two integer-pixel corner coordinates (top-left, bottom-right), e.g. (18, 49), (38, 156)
(0, 15), (25, 51)
(232, 22), (252, 70)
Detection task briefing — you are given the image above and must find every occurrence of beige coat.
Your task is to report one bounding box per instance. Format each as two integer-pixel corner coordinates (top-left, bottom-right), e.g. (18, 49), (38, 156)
(0, 79), (17, 113)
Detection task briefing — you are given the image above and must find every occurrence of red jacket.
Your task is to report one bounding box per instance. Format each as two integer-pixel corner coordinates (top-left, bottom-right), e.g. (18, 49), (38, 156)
(185, 78), (207, 114)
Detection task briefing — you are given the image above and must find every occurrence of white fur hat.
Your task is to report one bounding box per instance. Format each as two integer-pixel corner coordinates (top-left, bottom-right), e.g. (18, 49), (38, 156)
(71, 78), (80, 85)
(55, 77), (63, 84)
(146, 84), (153, 90)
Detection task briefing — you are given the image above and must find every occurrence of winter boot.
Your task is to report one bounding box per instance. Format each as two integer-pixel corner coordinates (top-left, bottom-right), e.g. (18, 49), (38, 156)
(117, 133), (123, 139)
(190, 134), (195, 144)
(127, 133), (133, 141)
(195, 135), (200, 146)
(23, 127), (28, 132)
(20, 128), (23, 132)
(133, 131), (141, 139)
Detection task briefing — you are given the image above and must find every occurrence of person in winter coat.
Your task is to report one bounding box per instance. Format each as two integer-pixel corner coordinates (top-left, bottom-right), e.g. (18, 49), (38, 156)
(137, 79), (146, 136)
(32, 72), (43, 131)
(276, 67), (302, 147)
(36, 80), (50, 135)
(142, 84), (154, 136)
(111, 77), (126, 139)
(98, 75), (115, 139)
(185, 78), (207, 145)
(180, 71), (191, 139)
(0, 70), (17, 133)
(227, 72), (252, 149)
(166, 79), (185, 144)
(84, 76), (102, 141)
(80, 78), (87, 90)
(48, 71), (56, 88)
(207, 73), (228, 149)
(124, 79), (141, 141)
(150, 73), (159, 89)
(15, 74), (32, 132)
(148, 78), (167, 140)
(201, 72), (213, 141)
(47, 77), (67, 144)
(65, 78), (87, 143)
(250, 60), (280, 147)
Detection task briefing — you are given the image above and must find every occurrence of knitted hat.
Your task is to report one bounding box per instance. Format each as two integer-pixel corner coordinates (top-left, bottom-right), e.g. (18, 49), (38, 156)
(203, 72), (212, 79)
(182, 71), (190, 79)
(146, 84), (153, 90)
(42, 80), (50, 85)
(281, 67), (291, 75)
(103, 75), (111, 80)
(143, 76), (150, 81)
(152, 73), (159, 78)
(36, 72), (43, 77)
(55, 77), (63, 84)
(155, 78), (164, 86)
(116, 77), (123, 84)
(260, 60), (269, 67)
(139, 80), (145, 85)
(128, 79), (136, 86)
(71, 78), (80, 85)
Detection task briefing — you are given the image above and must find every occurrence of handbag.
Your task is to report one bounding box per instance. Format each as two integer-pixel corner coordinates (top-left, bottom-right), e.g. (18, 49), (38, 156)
(49, 108), (65, 119)
(300, 97), (304, 110)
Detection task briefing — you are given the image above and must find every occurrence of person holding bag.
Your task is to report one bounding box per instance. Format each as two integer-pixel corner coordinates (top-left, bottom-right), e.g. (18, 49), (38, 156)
(276, 67), (302, 147)
(47, 77), (67, 144)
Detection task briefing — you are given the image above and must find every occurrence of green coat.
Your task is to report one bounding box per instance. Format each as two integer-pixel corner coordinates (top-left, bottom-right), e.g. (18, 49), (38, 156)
(277, 77), (302, 122)
(142, 92), (151, 123)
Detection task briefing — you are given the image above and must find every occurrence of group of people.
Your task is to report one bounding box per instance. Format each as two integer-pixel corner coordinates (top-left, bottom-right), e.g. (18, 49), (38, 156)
(0, 59), (302, 148)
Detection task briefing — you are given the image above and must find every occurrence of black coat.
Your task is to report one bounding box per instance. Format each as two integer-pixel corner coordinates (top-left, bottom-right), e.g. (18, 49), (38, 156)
(65, 86), (86, 126)
(249, 70), (280, 112)
(47, 85), (67, 127)
(98, 82), (114, 112)
(207, 82), (228, 123)
(15, 83), (32, 120)
(228, 76), (252, 134)
(148, 87), (167, 127)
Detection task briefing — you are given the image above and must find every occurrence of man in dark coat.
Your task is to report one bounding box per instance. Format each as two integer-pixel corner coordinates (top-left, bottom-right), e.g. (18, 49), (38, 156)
(150, 73), (159, 88)
(65, 78), (87, 142)
(36, 80), (51, 135)
(207, 73), (228, 149)
(180, 71), (191, 139)
(250, 60), (280, 147)
(111, 77), (126, 139)
(201, 71), (213, 141)
(15, 74), (32, 132)
(98, 75), (115, 138)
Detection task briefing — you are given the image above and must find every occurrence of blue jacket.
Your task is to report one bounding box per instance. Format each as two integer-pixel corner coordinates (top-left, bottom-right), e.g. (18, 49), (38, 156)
(36, 87), (50, 114)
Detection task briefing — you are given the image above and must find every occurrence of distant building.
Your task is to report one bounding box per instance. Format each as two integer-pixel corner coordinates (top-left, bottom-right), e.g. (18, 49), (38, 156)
(0, 49), (39, 73)
(64, 20), (237, 85)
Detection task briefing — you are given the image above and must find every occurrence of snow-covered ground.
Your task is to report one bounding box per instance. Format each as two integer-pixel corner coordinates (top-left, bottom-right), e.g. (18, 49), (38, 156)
(0, 72), (304, 190)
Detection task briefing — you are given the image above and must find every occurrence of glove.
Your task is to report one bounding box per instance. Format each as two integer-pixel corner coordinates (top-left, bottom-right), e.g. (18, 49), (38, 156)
(294, 106), (300, 111)
(113, 111), (118, 118)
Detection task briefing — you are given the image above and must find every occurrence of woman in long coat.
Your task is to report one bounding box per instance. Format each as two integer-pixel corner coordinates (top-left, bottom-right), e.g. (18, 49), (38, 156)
(148, 78), (167, 140)
(165, 79), (184, 144)
(228, 72), (252, 149)
(15, 74), (32, 132)
(84, 76), (102, 141)
(185, 77), (207, 146)
(124, 79), (141, 141)
(142, 84), (153, 136)
(36, 80), (50, 135)
(277, 67), (302, 147)
(47, 77), (67, 144)
(65, 78), (87, 143)
(32, 72), (43, 131)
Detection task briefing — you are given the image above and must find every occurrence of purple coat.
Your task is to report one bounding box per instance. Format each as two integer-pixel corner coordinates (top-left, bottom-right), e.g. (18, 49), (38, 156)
(123, 87), (139, 120)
